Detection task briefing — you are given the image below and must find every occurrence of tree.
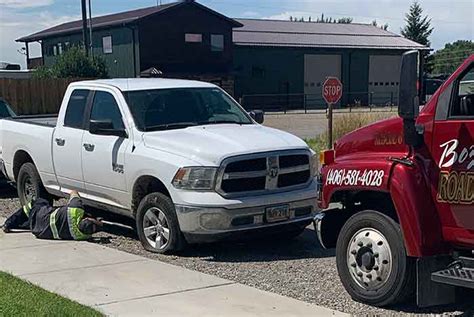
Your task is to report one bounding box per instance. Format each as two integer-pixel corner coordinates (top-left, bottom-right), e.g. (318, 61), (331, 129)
(33, 46), (108, 79)
(401, 0), (433, 46)
(428, 40), (474, 74)
(288, 14), (352, 23)
(371, 20), (389, 31)
(337, 17), (353, 24)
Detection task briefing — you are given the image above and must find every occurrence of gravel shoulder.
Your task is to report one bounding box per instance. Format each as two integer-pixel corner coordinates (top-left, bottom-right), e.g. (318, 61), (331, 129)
(0, 183), (473, 316)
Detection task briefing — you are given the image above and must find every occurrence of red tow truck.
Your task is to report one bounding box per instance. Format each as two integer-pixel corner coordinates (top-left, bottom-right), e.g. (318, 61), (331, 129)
(315, 52), (473, 307)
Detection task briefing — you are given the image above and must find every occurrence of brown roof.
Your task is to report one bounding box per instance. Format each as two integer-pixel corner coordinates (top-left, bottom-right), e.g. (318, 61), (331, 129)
(17, 1), (242, 42)
(234, 19), (429, 50)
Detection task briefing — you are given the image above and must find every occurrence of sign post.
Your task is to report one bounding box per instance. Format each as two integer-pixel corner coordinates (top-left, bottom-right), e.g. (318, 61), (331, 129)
(322, 77), (343, 149)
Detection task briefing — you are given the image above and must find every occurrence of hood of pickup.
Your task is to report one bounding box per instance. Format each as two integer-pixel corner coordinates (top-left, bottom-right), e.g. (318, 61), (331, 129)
(142, 124), (309, 166)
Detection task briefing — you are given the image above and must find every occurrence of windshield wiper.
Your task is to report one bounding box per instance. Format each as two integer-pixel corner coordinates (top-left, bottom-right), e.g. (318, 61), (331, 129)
(144, 122), (198, 131)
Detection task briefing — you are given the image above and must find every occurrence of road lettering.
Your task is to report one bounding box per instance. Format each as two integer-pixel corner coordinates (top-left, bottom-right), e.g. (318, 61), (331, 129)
(437, 171), (474, 204)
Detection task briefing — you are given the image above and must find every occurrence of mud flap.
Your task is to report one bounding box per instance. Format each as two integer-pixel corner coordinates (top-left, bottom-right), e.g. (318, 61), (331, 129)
(416, 256), (456, 307)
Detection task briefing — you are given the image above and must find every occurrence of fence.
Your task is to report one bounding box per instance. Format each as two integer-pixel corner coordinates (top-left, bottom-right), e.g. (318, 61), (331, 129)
(0, 78), (82, 115)
(240, 91), (399, 113)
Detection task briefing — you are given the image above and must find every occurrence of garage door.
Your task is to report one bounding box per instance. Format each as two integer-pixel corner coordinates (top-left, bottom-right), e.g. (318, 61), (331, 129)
(304, 55), (341, 107)
(369, 55), (401, 106)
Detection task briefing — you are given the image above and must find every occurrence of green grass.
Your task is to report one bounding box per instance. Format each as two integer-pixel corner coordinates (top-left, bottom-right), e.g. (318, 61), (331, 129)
(0, 271), (103, 317)
(305, 112), (396, 153)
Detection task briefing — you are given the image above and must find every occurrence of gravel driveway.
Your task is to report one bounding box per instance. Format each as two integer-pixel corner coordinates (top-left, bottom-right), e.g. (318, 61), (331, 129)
(0, 182), (473, 316)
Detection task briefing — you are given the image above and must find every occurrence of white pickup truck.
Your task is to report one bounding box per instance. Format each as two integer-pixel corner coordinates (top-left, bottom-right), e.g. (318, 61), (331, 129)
(0, 79), (318, 253)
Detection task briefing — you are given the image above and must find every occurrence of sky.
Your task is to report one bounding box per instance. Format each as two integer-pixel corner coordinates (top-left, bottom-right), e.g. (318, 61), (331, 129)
(0, 0), (472, 68)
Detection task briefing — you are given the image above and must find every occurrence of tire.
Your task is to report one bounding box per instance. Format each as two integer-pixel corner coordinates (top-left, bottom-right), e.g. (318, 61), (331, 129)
(17, 162), (52, 207)
(336, 210), (415, 307)
(136, 193), (185, 254)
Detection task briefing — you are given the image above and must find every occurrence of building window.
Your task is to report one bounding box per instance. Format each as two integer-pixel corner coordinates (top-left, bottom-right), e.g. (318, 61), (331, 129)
(103, 36), (113, 54)
(185, 33), (202, 43)
(53, 45), (58, 56)
(211, 34), (224, 51)
(58, 43), (63, 55)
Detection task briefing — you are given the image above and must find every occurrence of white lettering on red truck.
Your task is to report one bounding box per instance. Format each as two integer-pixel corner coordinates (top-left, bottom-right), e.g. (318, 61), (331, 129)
(439, 139), (474, 170)
(326, 169), (385, 187)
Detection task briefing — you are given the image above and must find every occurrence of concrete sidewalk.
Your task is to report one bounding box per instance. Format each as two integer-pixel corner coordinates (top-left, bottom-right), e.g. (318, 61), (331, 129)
(0, 219), (347, 317)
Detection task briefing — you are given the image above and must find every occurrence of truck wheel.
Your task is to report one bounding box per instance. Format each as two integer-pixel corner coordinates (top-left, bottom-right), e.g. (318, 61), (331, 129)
(17, 162), (51, 207)
(136, 193), (185, 254)
(336, 210), (415, 307)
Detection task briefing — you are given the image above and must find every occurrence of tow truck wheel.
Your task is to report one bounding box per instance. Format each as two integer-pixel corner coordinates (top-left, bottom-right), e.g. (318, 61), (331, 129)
(17, 162), (52, 207)
(136, 192), (185, 254)
(336, 210), (415, 307)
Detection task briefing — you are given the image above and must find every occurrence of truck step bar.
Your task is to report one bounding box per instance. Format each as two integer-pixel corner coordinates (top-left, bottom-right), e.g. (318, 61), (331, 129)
(431, 266), (474, 289)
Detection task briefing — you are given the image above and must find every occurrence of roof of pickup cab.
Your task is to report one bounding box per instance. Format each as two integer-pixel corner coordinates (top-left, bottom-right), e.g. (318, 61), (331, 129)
(70, 78), (217, 91)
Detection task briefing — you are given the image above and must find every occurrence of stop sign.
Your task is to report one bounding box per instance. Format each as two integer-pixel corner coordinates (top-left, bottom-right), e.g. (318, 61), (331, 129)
(322, 77), (343, 104)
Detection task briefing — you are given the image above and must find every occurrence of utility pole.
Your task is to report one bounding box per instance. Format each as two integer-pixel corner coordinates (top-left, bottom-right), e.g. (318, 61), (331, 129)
(88, 0), (93, 57)
(81, 0), (89, 56)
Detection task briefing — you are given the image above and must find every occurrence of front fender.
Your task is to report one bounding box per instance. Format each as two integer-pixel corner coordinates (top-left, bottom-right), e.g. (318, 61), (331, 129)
(389, 161), (447, 257)
(319, 154), (394, 209)
(319, 155), (447, 258)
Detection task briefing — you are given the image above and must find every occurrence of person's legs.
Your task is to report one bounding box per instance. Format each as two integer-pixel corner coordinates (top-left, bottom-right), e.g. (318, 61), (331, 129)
(2, 207), (30, 232)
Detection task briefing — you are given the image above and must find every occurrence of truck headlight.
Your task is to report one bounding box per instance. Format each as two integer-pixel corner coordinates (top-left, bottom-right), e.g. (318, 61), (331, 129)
(172, 167), (217, 190)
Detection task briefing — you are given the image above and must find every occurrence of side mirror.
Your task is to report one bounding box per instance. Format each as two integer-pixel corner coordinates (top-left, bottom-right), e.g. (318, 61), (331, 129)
(398, 50), (420, 120)
(89, 120), (127, 138)
(249, 110), (264, 124)
(398, 51), (423, 148)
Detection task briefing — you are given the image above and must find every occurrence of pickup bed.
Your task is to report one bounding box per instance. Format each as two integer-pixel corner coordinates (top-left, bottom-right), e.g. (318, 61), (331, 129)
(11, 115), (58, 127)
(0, 78), (318, 253)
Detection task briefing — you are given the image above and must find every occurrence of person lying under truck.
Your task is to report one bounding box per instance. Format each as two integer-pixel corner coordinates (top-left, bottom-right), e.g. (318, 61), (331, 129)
(1, 190), (103, 240)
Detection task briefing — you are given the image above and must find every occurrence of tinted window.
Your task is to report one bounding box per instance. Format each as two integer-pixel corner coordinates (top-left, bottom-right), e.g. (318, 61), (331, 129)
(90, 91), (124, 129)
(450, 65), (474, 118)
(0, 99), (15, 118)
(64, 89), (89, 129)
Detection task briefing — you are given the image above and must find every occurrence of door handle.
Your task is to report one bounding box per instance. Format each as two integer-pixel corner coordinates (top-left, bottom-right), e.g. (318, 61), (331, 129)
(55, 138), (65, 146)
(83, 143), (95, 152)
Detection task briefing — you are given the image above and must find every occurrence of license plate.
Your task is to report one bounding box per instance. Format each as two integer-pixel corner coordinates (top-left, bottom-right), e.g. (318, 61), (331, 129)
(265, 205), (290, 223)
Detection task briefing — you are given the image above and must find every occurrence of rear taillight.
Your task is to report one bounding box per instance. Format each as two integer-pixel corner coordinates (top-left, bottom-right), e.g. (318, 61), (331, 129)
(319, 149), (335, 166)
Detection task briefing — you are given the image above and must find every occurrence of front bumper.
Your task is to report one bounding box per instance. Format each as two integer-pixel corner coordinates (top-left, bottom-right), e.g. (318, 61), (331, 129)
(175, 197), (318, 243)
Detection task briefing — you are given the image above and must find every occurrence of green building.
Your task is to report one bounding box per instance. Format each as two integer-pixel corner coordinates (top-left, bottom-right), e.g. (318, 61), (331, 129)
(17, 0), (428, 109)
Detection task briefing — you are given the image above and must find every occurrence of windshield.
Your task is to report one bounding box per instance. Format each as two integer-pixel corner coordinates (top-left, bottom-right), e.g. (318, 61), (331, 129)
(124, 88), (253, 131)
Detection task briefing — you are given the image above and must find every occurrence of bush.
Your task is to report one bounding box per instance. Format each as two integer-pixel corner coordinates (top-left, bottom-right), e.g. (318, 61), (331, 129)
(33, 46), (108, 79)
(306, 112), (396, 153)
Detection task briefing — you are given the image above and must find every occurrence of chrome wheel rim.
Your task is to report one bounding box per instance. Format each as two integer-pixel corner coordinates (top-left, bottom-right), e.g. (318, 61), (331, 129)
(143, 207), (170, 250)
(347, 227), (392, 291)
(23, 176), (37, 202)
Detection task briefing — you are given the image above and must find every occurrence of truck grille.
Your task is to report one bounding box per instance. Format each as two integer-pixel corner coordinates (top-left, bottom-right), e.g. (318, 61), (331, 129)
(216, 150), (312, 197)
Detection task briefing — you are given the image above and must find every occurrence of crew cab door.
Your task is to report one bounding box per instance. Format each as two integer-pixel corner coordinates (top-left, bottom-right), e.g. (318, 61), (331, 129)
(52, 89), (90, 192)
(431, 61), (474, 247)
(81, 89), (131, 209)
